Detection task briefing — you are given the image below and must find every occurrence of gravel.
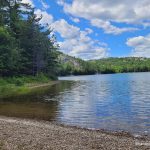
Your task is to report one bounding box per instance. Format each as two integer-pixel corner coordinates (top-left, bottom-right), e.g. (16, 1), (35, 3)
(0, 116), (149, 150)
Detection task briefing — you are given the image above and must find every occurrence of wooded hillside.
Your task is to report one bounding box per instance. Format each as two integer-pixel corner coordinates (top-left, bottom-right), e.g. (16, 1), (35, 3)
(58, 55), (150, 75)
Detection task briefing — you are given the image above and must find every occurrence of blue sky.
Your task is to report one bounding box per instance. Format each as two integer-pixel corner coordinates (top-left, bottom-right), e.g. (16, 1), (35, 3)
(23, 0), (150, 60)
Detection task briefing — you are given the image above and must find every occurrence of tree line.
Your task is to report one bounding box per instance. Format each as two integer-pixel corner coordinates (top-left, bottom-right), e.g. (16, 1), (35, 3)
(58, 56), (150, 75)
(91, 57), (150, 74)
(0, 0), (58, 77)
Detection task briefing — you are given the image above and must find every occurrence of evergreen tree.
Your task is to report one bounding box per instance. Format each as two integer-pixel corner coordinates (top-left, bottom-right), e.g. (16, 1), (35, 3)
(0, 26), (20, 76)
(0, 0), (59, 77)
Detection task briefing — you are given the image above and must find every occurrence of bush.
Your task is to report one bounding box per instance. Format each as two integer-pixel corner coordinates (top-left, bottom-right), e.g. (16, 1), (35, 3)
(14, 78), (24, 86)
(48, 74), (58, 80)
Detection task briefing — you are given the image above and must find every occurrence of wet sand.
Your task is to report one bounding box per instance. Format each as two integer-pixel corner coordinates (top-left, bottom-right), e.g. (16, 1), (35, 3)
(27, 81), (60, 89)
(0, 116), (149, 150)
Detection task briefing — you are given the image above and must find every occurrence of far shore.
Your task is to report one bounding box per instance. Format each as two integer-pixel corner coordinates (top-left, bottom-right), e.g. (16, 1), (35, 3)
(0, 116), (149, 150)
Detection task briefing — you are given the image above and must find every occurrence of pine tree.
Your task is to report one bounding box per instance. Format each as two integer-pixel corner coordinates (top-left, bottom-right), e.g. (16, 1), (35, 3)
(0, 0), (58, 77)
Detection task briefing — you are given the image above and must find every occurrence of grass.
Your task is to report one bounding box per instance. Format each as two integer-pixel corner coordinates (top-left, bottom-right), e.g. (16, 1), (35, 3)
(0, 74), (58, 98)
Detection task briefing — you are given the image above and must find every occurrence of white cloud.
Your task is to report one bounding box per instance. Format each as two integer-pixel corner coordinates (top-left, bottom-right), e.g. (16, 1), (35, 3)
(59, 0), (150, 23)
(70, 17), (80, 23)
(57, 0), (65, 6)
(22, 1), (52, 25)
(58, 0), (150, 34)
(21, 0), (110, 59)
(91, 19), (138, 35)
(22, 0), (34, 6)
(22, 1), (53, 27)
(52, 19), (80, 39)
(35, 9), (53, 25)
(127, 34), (150, 57)
(52, 19), (109, 59)
(85, 28), (93, 34)
(39, 0), (50, 10)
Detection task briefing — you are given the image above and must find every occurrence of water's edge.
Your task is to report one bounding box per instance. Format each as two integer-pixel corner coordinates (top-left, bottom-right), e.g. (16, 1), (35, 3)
(0, 115), (149, 140)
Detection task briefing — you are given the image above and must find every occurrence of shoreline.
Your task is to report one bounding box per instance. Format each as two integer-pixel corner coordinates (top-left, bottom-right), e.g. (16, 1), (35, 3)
(0, 116), (149, 150)
(57, 123), (150, 139)
(26, 81), (60, 89)
(58, 71), (150, 77)
(0, 81), (60, 99)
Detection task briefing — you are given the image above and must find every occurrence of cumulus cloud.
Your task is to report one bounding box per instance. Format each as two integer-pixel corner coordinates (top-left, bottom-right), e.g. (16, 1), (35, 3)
(52, 19), (80, 39)
(35, 9), (53, 25)
(91, 19), (138, 35)
(58, 0), (150, 34)
(22, 0), (110, 59)
(52, 19), (109, 60)
(127, 34), (150, 57)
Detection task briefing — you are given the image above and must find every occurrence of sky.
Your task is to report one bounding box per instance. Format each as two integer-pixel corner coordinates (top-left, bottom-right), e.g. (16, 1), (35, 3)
(23, 0), (150, 60)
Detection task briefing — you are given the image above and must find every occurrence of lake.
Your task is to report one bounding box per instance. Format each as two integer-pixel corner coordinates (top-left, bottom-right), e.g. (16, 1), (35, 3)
(0, 72), (150, 136)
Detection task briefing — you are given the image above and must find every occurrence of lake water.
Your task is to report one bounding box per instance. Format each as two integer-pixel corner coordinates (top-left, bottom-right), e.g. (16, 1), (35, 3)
(0, 72), (150, 135)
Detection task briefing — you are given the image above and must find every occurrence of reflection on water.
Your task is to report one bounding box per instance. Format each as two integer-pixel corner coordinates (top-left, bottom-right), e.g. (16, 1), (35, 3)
(0, 81), (74, 120)
(0, 73), (150, 135)
(58, 73), (150, 135)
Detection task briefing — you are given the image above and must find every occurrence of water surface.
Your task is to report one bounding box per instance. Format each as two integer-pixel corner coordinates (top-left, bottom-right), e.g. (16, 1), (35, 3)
(0, 73), (150, 135)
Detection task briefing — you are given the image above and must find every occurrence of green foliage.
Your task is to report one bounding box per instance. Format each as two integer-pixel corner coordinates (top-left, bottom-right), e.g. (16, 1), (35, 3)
(92, 57), (150, 74)
(0, 26), (20, 76)
(58, 55), (150, 75)
(57, 52), (96, 76)
(0, 75), (55, 98)
(0, 0), (58, 78)
(14, 78), (24, 86)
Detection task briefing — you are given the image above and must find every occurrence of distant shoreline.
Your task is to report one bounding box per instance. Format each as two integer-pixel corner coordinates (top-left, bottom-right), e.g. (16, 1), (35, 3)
(0, 116), (149, 150)
(59, 71), (150, 77)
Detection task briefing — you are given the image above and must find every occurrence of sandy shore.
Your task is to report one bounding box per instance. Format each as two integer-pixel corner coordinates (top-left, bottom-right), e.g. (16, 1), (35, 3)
(27, 81), (60, 89)
(0, 116), (149, 150)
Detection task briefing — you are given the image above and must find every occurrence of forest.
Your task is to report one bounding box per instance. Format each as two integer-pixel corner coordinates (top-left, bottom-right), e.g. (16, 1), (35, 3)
(0, 0), (58, 78)
(58, 55), (150, 75)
